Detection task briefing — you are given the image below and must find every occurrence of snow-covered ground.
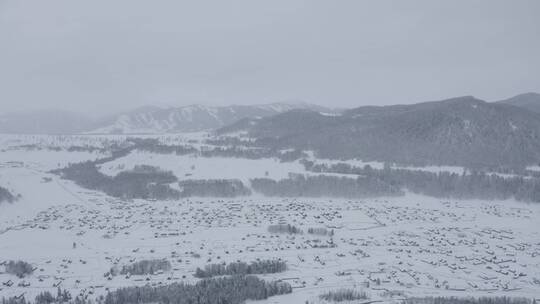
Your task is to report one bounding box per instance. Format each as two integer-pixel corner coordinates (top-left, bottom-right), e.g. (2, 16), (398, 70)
(97, 150), (306, 184)
(1, 189), (539, 301)
(1, 135), (540, 303)
(0, 150), (106, 171)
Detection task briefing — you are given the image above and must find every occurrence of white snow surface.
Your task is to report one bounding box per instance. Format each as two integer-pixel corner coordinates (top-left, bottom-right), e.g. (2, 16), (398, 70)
(1, 135), (540, 303)
(98, 150), (307, 184)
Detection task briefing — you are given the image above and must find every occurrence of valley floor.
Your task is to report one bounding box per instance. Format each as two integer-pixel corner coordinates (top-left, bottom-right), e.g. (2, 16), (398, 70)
(0, 135), (539, 303)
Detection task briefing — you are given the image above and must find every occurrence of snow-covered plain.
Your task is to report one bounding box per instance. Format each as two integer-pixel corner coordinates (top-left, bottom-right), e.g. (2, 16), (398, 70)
(97, 151), (307, 184)
(1, 135), (540, 303)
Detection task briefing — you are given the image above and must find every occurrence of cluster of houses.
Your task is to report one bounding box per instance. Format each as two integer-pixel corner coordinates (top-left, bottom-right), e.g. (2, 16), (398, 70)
(1, 194), (539, 299)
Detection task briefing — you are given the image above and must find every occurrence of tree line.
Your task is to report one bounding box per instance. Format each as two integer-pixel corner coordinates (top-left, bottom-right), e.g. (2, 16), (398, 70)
(319, 289), (368, 302)
(110, 259), (172, 276)
(194, 260), (287, 278)
(178, 179), (251, 197)
(251, 173), (403, 198)
(103, 275), (291, 304)
(267, 224), (303, 234)
(56, 163), (181, 200)
(302, 161), (540, 202)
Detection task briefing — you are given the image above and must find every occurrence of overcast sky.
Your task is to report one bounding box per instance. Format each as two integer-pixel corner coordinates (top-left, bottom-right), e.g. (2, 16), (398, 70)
(0, 0), (539, 114)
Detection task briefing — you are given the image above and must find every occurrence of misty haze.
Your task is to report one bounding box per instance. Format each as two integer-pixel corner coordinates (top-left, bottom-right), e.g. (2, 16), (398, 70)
(1, 1), (540, 304)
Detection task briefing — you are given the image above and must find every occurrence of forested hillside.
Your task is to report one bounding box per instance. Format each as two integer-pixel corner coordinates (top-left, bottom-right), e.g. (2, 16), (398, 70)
(221, 96), (540, 169)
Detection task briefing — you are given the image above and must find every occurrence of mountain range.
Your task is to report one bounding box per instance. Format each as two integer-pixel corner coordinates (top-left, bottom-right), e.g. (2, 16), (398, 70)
(220, 93), (540, 168)
(0, 103), (335, 134)
(2, 92), (540, 168)
(89, 103), (335, 134)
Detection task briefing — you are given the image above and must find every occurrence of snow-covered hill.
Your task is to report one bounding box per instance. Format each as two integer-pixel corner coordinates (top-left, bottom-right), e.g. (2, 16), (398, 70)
(0, 103), (336, 134)
(220, 96), (540, 168)
(89, 103), (336, 134)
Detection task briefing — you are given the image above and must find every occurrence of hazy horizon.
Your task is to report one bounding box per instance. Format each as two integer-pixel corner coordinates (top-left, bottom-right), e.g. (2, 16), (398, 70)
(1, 0), (539, 115)
(0, 92), (538, 118)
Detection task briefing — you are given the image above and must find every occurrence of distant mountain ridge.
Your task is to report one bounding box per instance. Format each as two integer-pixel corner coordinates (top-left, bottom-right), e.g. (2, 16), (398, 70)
(88, 103), (335, 134)
(220, 95), (540, 168)
(496, 92), (540, 114)
(0, 103), (336, 134)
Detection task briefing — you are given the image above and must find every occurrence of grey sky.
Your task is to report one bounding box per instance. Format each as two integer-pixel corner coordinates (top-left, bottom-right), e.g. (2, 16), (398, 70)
(0, 0), (539, 114)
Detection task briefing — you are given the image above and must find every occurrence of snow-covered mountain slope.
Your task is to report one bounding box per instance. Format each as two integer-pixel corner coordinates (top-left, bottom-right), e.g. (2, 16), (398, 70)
(89, 103), (336, 134)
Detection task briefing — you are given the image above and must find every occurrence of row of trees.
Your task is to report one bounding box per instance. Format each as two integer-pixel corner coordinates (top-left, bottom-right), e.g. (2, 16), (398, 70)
(194, 260), (287, 278)
(35, 288), (72, 304)
(319, 289), (368, 302)
(251, 174), (403, 198)
(57, 163), (181, 200)
(178, 179), (251, 197)
(205, 138), (309, 162)
(303, 161), (540, 202)
(123, 136), (306, 163)
(112, 259), (171, 276)
(103, 275), (291, 304)
(136, 143), (197, 156)
(267, 224), (303, 234)
(0, 288), (74, 304)
(14, 144), (106, 154)
(308, 227), (334, 236)
(58, 160), (254, 200)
